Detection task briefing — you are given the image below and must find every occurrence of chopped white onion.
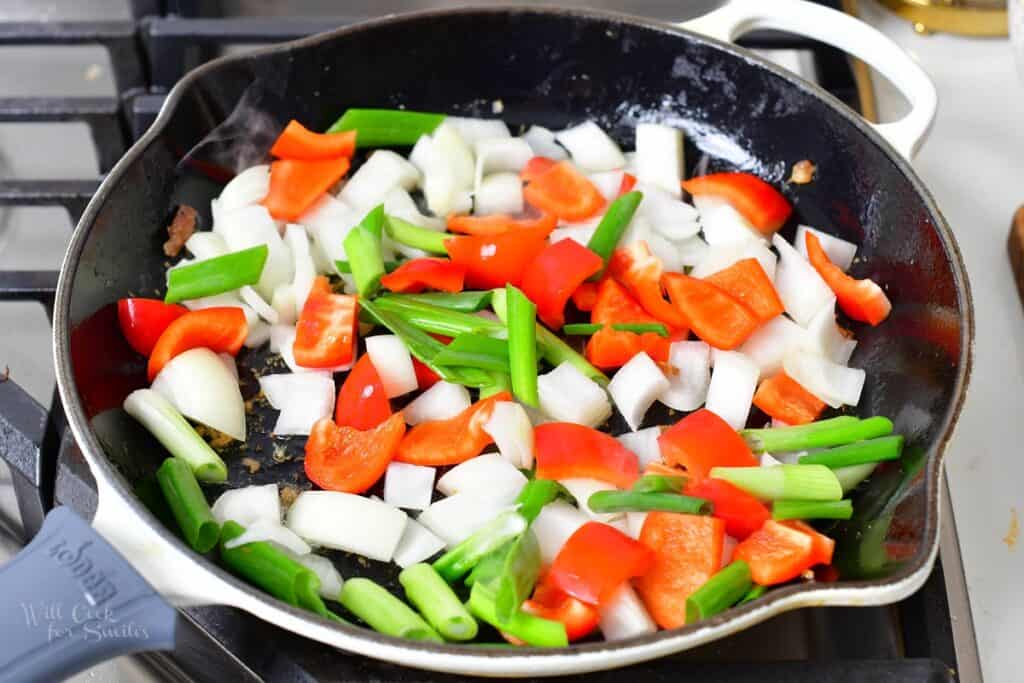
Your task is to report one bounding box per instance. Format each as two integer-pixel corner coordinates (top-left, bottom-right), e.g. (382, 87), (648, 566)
(694, 195), (764, 246)
(224, 519), (312, 555)
(218, 204), (294, 299)
(690, 239), (778, 281)
(599, 584), (657, 641)
(772, 233), (834, 326)
(635, 183), (700, 241)
(800, 297), (857, 365)
(721, 534), (738, 566)
(522, 125), (568, 160)
(644, 229), (687, 273)
(795, 225), (857, 271)
(675, 235), (711, 268)
(218, 164), (270, 213)
(555, 121), (626, 172)
(474, 172), (524, 215)
(705, 350), (759, 430)
(298, 194), (361, 272)
(268, 324), (292, 354)
(365, 335), (418, 398)
(783, 350), (865, 408)
(445, 116), (510, 145)
(616, 427), (663, 468)
(285, 491), (408, 562)
(474, 137), (533, 181)
(257, 372), (335, 436)
(340, 150), (420, 210)
(284, 224), (316, 313)
(635, 123), (683, 198)
(559, 478), (622, 523)
(413, 124), (475, 217)
(402, 381), (471, 426)
(760, 452), (784, 467)
(622, 151), (638, 175)
(436, 453), (528, 505)
(625, 511), (648, 539)
(416, 493), (509, 547)
(588, 170), (626, 201)
(151, 348), (246, 441)
(185, 231), (228, 260)
(738, 315), (808, 376)
(290, 552), (344, 599)
(271, 284), (297, 326)
(244, 320), (272, 349)
(659, 340), (712, 411)
(383, 462), (436, 511)
(392, 517), (447, 568)
(217, 352), (239, 382)
(239, 285), (278, 324)
(549, 218), (601, 247)
(537, 361), (612, 427)
(483, 401), (536, 469)
(608, 352), (669, 431)
(383, 187), (444, 231)
(532, 501), (590, 564)
(212, 484), (281, 527)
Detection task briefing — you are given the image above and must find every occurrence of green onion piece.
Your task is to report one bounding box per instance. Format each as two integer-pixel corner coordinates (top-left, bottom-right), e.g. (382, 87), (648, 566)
(515, 479), (561, 523)
(465, 542), (512, 588)
(586, 191), (643, 278)
(740, 416), (893, 453)
(479, 371), (512, 399)
(135, 475), (177, 530)
(165, 244), (268, 304)
(738, 584), (767, 606)
(326, 108), (446, 146)
(632, 474), (687, 494)
(773, 499), (854, 520)
(335, 259), (400, 274)
(492, 287), (608, 386)
(381, 290), (493, 312)
(373, 295), (504, 337)
(588, 490), (710, 514)
(123, 389), (227, 483)
(433, 510), (528, 583)
(220, 521), (328, 616)
(506, 284), (540, 408)
(799, 435), (904, 469)
(685, 560), (753, 623)
(613, 322), (668, 336)
(339, 577), (442, 642)
(155, 457), (220, 553)
(709, 464), (842, 502)
(834, 462), (878, 493)
(493, 530), (542, 624)
(563, 323), (602, 336)
(385, 215), (451, 255)
(434, 332), (511, 372)
(398, 563), (479, 641)
(343, 208), (387, 297)
(467, 582), (568, 648)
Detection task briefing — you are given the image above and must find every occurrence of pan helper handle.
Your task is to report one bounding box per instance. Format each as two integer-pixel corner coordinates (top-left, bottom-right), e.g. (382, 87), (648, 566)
(681, 0), (937, 160)
(0, 507), (177, 682)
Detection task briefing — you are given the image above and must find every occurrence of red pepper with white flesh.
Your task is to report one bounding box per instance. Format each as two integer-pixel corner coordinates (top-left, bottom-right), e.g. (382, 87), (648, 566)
(380, 258), (466, 294)
(681, 172), (792, 235)
(304, 412), (406, 493)
(520, 239), (604, 329)
(547, 522), (654, 605)
(293, 276), (358, 369)
(534, 422), (640, 489)
(117, 297), (187, 357)
(657, 408), (759, 480)
(520, 576), (601, 642)
(395, 392), (511, 466)
(334, 354), (391, 430)
(147, 307), (247, 382)
(444, 224), (552, 290)
(804, 231), (892, 326)
(608, 242), (687, 329)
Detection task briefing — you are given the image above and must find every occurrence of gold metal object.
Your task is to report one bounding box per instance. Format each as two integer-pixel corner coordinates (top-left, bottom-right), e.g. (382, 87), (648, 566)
(840, 0), (879, 123)
(877, 0), (1008, 37)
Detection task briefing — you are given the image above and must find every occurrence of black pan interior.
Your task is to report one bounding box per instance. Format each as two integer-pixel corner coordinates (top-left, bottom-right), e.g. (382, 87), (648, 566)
(62, 7), (969, 637)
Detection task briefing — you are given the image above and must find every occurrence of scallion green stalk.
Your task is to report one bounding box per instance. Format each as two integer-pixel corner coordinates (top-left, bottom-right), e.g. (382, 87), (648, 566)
(632, 475), (687, 494)
(738, 584), (767, 605)
(799, 436), (904, 469)
(586, 191), (643, 278)
(156, 457), (220, 553)
(493, 530), (542, 624)
(432, 510), (527, 583)
(588, 490), (710, 514)
(465, 542), (511, 588)
(506, 284), (539, 407)
(398, 564), (479, 641)
(613, 322), (668, 336)
(339, 578), (442, 642)
(479, 371), (512, 399)
(372, 296), (504, 337)
(685, 560), (753, 622)
(708, 464), (842, 502)
(343, 205), (387, 297)
(515, 479), (561, 523)
(834, 462), (878, 493)
(165, 244), (268, 304)
(335, 259), (399, 274)
(740, 416), (893, 453)
(563, 323), (602, 336)
(772, 499), (853, 520)
(326, 108), (446, 146)
(467, 582), (568, 648)
(433, 333), (510, 373)
(385, 215), (451, 255)
(380, 290), (493, 312)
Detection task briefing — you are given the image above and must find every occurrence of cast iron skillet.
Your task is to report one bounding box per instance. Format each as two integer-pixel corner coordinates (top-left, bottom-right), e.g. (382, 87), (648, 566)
(0, 1), (973, 679)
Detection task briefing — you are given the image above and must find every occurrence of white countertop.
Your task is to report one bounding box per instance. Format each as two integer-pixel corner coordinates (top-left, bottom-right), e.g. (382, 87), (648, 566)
(861, 2), (1023, 681)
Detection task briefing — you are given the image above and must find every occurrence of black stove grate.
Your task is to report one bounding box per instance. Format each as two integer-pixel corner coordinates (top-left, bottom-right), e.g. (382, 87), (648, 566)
(0, 2), (963, 682)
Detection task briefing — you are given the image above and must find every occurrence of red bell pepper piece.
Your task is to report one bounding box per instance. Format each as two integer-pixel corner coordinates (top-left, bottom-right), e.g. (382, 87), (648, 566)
(379, 258), (466, 294)
(781, 520), (835, 567)
(294, 276), (359, 368)
(608, 241), (687, 329)
(447, 212), (556, 236)
(334, 355), (392, 430)
(570, 281), (599, 312)
(684, 478), (770, 540)
(395, 392), (511, 466)
(147, 307), (247, 381)
(117, 298), (187, 357)
(635, 512), (725, 628)
(753, 371), (825, 426)
(411, 358), (441, 390)
(658, 409), (759, 480)
(805, 232), (891, 326)
(304, 413), (406, 493)
(444, 225), (553, 290)
(520, 156), (557, 183)
(704, 257), (784, 323)
(733, 519), (816, 585)
(520, 576), (600, 642)
(663, 273), (760, 350)
(534, 422), (639, 489)
(548, 522), (654, 605)
(523, 160), (605, 222)
(619, 172), (638, 195)
(270, 120), (356, 161)
(681, 172), (792, 235)
(520, 239), (603, 329)
(585, 278), (669, 368)
(262, 156), (350, 221)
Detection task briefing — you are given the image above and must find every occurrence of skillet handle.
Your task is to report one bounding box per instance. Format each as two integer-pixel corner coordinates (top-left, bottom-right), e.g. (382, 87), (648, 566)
(681, 0), (937, 160)
(0, 507), (178, 682)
